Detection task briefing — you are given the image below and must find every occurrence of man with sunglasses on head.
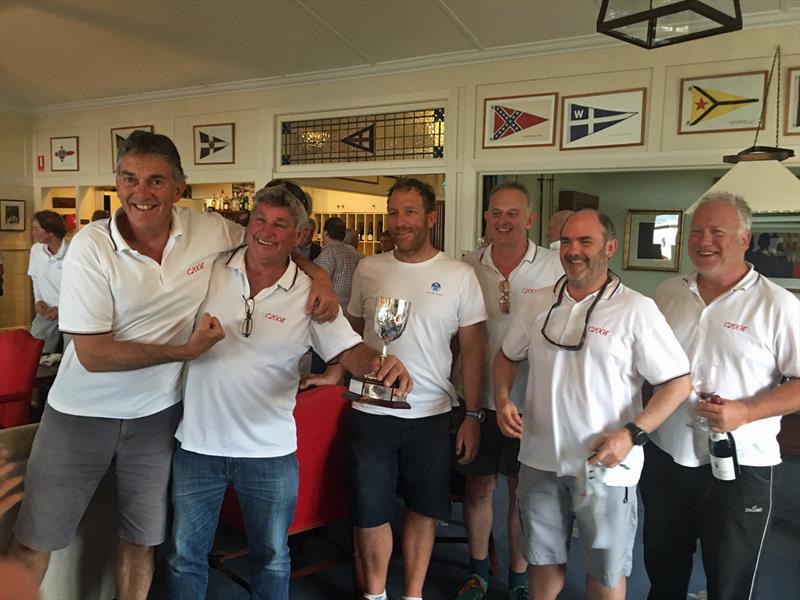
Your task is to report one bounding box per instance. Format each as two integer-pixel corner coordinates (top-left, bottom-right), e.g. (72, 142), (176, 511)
(9, 132), (337, 599)
(495, 209), (691, 600)
(167, 184), (412, 600)
(456, 181), (562, 600)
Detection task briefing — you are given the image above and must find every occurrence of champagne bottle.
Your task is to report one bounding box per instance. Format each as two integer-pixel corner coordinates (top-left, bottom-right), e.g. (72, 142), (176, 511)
(708, 432), (739, 481)
(367, 224), (374, 241)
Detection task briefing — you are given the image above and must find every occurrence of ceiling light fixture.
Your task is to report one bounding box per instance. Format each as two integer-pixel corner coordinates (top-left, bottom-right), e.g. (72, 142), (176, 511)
(597, 0), (742, 50)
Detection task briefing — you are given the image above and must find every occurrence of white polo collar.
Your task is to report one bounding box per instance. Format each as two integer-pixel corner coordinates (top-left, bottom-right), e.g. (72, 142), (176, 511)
(683, 263), (760, 295)
(552, 270), (623, 303)
(479, 240), (540, 269)
(224, 245), (299, 292)
(107, 207), (184, 253)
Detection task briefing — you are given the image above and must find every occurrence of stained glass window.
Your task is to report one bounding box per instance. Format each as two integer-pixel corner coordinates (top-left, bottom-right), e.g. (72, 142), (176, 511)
(281, 108), (445, 165)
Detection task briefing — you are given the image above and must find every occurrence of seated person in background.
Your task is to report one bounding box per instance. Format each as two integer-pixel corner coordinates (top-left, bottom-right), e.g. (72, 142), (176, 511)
(27, 210), (68, 353)
(167, 184), (412, 600)
(378, 230), (394, 254)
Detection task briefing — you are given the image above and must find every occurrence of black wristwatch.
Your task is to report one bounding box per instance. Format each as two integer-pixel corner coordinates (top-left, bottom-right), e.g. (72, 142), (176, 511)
(624, 422), (649, 446)
(465, 409), (486, 423)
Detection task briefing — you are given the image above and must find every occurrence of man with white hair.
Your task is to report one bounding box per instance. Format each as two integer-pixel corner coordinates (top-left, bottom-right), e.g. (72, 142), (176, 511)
(643, 192), (800, 600)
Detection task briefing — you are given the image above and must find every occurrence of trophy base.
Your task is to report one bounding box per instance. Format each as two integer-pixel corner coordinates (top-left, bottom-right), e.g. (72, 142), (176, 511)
(345, 376), (410, 410)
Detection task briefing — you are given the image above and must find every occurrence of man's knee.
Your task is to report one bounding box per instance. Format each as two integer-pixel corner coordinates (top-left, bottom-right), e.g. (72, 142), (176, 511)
(466, 474), (497, 502)
(8, 537), (51, 583)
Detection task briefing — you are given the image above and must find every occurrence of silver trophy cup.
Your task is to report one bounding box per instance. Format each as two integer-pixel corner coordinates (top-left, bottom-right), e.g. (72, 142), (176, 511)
(348, 296), (412, 409)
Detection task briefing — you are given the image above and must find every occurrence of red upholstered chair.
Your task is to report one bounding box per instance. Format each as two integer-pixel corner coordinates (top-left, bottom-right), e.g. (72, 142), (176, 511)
(0, 330), (44, 428)
(210, 384), (352, 587)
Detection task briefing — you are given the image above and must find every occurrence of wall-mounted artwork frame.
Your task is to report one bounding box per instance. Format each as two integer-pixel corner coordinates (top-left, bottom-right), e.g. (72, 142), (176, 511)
(623, 209), (683, 272)
(747, 212), (800, 291)
(193, 123), (235, 165)
(482, 92), (558, 148)
(785, 67), (800, 136)
(111, 125), (154, 165)
(678, 71), (767, 135)
(50, 136), (79, 171)
(0, 200), (26, 231)
(560, 88), (646, 150)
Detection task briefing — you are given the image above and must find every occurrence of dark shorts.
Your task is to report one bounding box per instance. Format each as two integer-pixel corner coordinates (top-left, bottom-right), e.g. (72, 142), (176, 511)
(455, 408), (521, 478)
(14, 403), (181, 551)
(349, 410), (451, 528)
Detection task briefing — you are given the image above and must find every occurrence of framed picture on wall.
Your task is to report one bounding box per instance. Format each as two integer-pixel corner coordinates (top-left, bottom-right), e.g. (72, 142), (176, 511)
(111, 125), (154, 165)
(0, 200), (25, 231)
(623, 209), (683, 272)
(785, 67), (800, 136)
(748, 213), (800, 291)
(678, 71), (767, 135)
(559, 88), (646, 150)
(50, 136), (79, 171)
(482, 92), (558, 148)
(193, 123), (235, 165)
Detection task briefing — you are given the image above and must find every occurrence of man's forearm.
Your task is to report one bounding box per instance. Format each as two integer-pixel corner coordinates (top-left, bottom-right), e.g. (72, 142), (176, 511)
(493, 351), (519, 409)
(744, 378), (800, 422)
(292, 249), (328, 281)
(340, 342), (379, 378)
(635, 374), (691, 432)
(73, 336), (194, 372)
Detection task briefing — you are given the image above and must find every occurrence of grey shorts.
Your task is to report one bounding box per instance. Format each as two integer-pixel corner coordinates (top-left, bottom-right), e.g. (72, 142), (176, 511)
(516, 465), (637, 588)
(14, 403), (181, 551)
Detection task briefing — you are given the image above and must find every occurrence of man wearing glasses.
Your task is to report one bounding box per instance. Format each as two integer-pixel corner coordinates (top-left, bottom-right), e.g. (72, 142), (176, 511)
(495, 209), (691, 600)
(167, 184), (412, 600)
(10, 132), (337, 597)
(347, 178), (487, 600)
(642, 194), (800, 600)
(456, 181), (562, 600)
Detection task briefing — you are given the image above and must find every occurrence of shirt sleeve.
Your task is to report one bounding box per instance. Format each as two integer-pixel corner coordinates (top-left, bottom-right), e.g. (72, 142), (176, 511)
(457, 266), (488, 327)
(347, 262), (365, 319)
(633, 297), (691, 385)
(27, 247), (43, 302)
(57, 237), (115, 334)
(773, 293), (800, 379)
(310, 309), (363, 363)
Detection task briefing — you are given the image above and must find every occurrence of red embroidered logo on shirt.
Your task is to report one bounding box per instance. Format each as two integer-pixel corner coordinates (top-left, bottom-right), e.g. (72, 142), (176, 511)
(587, 325), (610, 336)
(723, 321), (748, 333)
(186, 262), (205, 276)
(265, 313), (286, 324)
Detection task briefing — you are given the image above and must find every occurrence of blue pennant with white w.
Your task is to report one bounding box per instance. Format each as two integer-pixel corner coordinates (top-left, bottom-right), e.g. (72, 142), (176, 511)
(568, 103), (636, 142)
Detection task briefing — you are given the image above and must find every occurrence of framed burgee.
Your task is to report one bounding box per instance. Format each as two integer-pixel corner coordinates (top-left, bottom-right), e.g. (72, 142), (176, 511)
(50, 136), (79, 171)
(0, 200), (25, 231)
(111, 125), (154, 165)
(560, 88), (646, 150)
(678, 71), (767, 134)
(193, 123), (235, 165)
(623, 209), (683, 272)
(785, 67), (800, 136)
(482, 93), (558, 148)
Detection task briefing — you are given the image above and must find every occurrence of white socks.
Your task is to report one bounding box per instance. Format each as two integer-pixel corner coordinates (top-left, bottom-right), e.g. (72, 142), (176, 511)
(363, 593), (387, 600)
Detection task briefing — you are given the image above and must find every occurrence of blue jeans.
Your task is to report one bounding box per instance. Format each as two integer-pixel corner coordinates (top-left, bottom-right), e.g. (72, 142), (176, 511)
(167, 444), (299, 600)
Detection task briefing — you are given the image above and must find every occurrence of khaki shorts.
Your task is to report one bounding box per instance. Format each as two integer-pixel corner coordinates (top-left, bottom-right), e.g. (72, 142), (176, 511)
(14, 403), (180, 551)
(517, 464), (637, 588)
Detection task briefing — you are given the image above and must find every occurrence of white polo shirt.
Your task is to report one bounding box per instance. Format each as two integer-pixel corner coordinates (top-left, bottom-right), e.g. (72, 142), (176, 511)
(502, 275), (690, 480)
(177, 249), (362, 458)
(27, 240), (69, 306)
(348, 251), (488, 419)
(49, 207), (243, 419)
(652, 268), (800, 468)
(463, 241), (563, 411)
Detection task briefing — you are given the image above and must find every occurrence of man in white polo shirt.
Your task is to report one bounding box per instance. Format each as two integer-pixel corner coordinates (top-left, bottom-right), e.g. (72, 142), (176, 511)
(167, 184), (411, 600)
(456, 181), (562, 600)
(10, 132), (337, 598)
(642, 193), (800, 600)
(347, 178), (487, 600)
(495, 209), (691, 600)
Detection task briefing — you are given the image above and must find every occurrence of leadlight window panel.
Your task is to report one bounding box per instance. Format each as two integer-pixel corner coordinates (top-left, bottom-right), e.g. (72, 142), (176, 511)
(281, 108), (445, 165)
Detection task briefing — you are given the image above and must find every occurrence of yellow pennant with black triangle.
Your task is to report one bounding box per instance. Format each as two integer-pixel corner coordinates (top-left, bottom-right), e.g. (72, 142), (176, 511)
(689, 85), (759, 126)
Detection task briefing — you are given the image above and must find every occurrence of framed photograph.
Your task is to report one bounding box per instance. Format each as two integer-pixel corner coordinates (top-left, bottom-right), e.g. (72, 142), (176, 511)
(747, 213), (800, 291)
(0, 200), (25, 231)
(193, 123), (235, 165)
(623, 209), (683, 272)
(560, 88), (646, 150)
(111, 125), (154, 164)
(678, 71), (767, 135)
(785, 67), (800, 136)
(482, 92), (558, 148)
(50, 136), (79, 171)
